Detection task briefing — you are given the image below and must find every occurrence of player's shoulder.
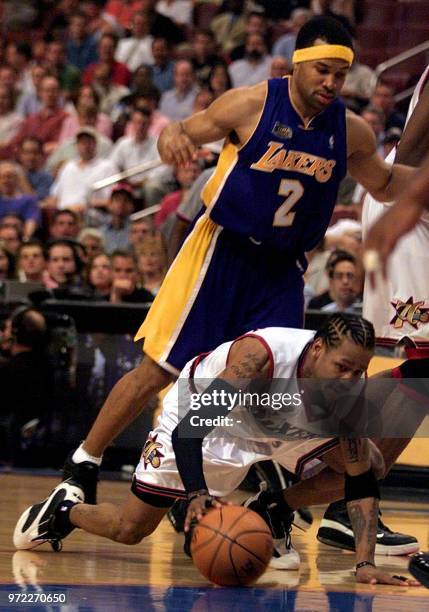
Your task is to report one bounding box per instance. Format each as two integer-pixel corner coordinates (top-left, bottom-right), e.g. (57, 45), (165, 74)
(243, 328), (316, 352)
(223, 81), (267, 108)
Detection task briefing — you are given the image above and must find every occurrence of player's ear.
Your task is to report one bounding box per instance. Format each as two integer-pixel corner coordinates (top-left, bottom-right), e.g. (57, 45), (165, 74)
(310, 337), (324, 360)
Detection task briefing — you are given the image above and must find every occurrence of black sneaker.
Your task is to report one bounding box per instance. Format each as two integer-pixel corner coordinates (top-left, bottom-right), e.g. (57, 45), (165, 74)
(13, 480), (84, 551)
(243, 483), (300, 570)
(317, 499), (419, 555)
(183, 517), (197, 558)
(253, 462), (313, 532)
(167, 499), (188, 533)
(409, 552), (429, 588)
(62, 450), (99, 505)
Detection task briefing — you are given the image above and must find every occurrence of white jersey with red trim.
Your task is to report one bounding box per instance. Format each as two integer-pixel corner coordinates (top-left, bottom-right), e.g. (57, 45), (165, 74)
(362, 64), (429, 343)
(134, 326), (338, 498)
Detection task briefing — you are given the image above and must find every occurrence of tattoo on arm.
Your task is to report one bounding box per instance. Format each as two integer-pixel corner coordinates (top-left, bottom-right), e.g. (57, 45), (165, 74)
(348, 503), (366, 546)
(348, 498), (379, 559)
(229, 351), (266, 379)
(342, 438), (363, 463)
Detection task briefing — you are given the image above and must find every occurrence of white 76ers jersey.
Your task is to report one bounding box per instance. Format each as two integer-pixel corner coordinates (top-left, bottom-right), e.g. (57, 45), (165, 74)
(362, 65), (429, 343)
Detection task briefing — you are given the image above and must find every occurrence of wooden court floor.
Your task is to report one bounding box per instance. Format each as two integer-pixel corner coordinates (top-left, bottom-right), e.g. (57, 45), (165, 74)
(1, 473), (429, 611)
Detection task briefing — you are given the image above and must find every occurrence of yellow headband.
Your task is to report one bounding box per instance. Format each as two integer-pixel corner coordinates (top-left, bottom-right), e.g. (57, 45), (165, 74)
(292, 44), (354, 66)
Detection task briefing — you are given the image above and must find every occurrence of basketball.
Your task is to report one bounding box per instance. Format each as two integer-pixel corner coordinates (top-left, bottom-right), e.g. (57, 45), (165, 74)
(190, 505), (273, 586)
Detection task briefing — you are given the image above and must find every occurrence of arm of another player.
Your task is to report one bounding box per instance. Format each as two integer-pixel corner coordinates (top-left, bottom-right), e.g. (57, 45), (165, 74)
(340, 437), (418, 586)
(171, 336), (271, 531)
(395, 77), (429, 166)
(363, 149), (429, 281)
(346, 112), (417, 202)
(157, 83), (266, 166)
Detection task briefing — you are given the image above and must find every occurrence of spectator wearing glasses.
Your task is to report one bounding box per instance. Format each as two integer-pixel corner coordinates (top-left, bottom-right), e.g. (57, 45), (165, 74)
(308, 250), (361, 312)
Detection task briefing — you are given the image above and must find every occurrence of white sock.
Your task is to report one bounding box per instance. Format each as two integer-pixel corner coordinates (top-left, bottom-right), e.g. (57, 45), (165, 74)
(72, 444), (102, 466)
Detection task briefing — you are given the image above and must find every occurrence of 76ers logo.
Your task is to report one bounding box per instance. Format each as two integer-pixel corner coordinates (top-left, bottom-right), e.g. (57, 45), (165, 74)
(142, 434), (164, 469)
(390, 297), (429, 329)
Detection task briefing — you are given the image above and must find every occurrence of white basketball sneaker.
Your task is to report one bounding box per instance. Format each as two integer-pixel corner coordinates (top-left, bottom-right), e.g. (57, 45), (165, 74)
(13, 480), (84, 551)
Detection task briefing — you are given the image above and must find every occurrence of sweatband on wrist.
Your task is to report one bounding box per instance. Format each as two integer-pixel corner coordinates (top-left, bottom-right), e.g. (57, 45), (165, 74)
(345, 469), (380, 502)
(292, 44), (354, 66)
(355, 561), (376, 571)
(172, 378), (241, 495)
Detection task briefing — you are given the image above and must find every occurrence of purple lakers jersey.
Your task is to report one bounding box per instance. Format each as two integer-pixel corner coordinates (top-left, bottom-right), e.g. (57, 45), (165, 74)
(202, 77), (347, 253)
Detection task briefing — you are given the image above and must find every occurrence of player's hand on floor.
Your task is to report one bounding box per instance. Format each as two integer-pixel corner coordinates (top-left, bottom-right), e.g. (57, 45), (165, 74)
(184, 492), (227, 532)
(355, 565), (420, 586)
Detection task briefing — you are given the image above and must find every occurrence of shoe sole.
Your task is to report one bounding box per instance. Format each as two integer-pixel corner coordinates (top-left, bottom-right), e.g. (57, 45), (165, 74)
(13, 481), (83, 550)
(409, 558), (429, 588)
(317, 524), (419, 556)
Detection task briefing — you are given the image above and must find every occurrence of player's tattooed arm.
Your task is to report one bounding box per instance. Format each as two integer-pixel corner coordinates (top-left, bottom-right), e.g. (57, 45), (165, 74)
(343, 438), (364, 463)
(340, 438), (380, 566)
(348, 497), (379, 565)
(223, 337), (270, 386)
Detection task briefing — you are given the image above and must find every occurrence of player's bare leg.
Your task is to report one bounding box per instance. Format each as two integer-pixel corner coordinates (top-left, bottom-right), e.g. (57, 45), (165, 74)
(68, 492), (167, 544)
(63, 356), (174, 503)
(14, 480), (168, 550)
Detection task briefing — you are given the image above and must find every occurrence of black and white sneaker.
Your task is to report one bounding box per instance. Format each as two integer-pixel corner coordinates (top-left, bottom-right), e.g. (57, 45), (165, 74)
(317, 500), (419, 555)
(243, 483), (300, 570)
(409, 552), (429, 588)
(62, 450), (99, 505)
(13, 480), (84, 551)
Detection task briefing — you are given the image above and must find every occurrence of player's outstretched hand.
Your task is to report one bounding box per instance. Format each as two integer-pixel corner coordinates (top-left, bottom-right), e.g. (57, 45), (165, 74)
(184, 492), (228, 532)
(355, 565), (420, 586)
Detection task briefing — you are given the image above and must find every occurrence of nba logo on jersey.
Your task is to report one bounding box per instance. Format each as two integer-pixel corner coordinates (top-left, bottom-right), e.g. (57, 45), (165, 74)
(329, 135), (335, 149)
(271, 121), (293, 139)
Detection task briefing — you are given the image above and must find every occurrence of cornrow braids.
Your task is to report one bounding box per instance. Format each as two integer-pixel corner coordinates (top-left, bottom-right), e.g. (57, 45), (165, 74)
(315, 313), (375, 351)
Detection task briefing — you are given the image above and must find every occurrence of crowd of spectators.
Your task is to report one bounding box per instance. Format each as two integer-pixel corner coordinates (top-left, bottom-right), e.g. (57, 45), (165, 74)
(0, 0), (407, 310)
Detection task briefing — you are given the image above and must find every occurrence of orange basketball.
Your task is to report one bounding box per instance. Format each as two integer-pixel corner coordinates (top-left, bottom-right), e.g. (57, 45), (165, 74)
(190, 505), (273, 586)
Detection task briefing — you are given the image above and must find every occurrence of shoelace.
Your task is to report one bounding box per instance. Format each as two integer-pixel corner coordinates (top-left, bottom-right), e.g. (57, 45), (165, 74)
(32, 517), (63, 552)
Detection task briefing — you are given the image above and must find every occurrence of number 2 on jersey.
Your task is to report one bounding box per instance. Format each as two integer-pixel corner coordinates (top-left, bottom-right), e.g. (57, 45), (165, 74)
(273, 179), (304, 227)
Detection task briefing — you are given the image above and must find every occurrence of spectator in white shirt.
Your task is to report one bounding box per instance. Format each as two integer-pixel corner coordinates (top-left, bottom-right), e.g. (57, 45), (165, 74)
(159, 60), (199, 121)
(49, 127), (117, 213)
(110, 107), (172, 204)
(115, 11), (154, 73)
(156, 0), (193, 27)
(229, 33), (272, 88)
(109, 108), (160, 184)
